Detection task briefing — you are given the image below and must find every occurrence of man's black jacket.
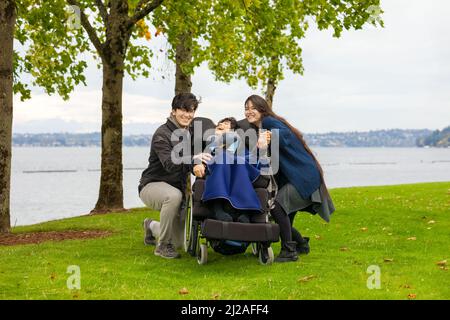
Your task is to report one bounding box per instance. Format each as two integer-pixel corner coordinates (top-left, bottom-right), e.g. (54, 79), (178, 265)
(138, 119), (192, 194)
(138, 117), (217, 194)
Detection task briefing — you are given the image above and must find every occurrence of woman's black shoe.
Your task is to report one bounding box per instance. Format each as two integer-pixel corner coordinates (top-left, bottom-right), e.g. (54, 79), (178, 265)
(296, 237), (310, 255)
(275, 241), (298, 262)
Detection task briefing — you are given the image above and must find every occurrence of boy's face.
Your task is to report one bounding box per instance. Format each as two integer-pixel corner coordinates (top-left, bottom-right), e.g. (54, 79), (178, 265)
(172, 108), (195, 128)
(216, 121), (232, 134)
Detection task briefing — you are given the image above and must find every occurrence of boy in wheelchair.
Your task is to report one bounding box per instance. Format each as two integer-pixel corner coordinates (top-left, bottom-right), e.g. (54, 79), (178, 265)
(195, 117), (268, 224)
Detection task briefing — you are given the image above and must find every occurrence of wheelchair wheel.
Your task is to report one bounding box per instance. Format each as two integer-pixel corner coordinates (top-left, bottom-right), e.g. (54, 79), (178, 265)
(251, 243), (258, 256)
(183, 196), (193, 253)
(258, 246), (274, 265)
(197, 244), (208, 265)
(188, 221), (199, 257)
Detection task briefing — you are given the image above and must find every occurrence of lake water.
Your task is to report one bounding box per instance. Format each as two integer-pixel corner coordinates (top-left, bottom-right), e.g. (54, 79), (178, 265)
(10, 147), (450, 226)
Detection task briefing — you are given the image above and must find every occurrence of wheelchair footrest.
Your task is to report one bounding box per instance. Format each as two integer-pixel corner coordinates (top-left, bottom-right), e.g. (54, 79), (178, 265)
(201, 219), (280, 243)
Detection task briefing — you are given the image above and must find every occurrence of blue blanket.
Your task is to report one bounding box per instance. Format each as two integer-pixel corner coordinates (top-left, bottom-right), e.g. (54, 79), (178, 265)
(202, 150), (262, 211)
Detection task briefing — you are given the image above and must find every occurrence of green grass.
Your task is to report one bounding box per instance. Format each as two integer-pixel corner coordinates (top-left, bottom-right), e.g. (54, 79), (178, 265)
(1, 182), (449, 300)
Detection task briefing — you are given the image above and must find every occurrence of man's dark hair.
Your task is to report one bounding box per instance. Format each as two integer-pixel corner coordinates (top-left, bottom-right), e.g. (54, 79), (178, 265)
(172, 93), (200, 112)
(218, 117), (238, 130)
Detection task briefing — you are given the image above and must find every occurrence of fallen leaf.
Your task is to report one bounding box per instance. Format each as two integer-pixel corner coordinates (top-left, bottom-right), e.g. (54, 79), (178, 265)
(314, 235), (322, 240)
(388, 233), (393, 236)
(384, 258), (394, 263)
(50, 273), (56, 281)
(298, 275), (316, 282)
(339, 247), (349, 252)
(440, 266), (448, 271)
(436, 260), (447, 266)
(212, 293), (220, 300)
(407, 293), (417, 299)
(179, 288), (189, 295)
(427, 220), (436, 224)
(407, 237), (417, 241)
(400, 284), (412, 289)
(360, 227), (368, 232)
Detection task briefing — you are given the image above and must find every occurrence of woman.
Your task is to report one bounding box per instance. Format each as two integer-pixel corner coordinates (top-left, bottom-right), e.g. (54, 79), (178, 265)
(244, 95), (335, 262)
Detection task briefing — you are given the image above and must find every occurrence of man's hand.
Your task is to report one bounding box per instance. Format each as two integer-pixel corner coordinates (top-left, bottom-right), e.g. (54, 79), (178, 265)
(193, 164), (206, 178)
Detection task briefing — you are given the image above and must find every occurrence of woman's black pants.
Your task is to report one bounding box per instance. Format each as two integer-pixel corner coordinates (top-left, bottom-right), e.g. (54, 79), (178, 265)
(270, 201), (305, 245)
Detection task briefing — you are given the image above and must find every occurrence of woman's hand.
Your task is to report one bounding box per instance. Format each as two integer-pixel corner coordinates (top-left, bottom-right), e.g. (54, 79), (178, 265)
(257, 131), (271, 149)
(193, 164), (206, 178)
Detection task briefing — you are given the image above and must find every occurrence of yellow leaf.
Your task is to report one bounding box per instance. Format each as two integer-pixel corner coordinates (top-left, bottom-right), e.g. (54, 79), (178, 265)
(407, 237), (416, 241)
(407, 293), (417, 299)
(155, 27), (163, 37)
(360, 227), (368, 232)
(436, 260), (447, 266)
(179, 288), (189, 295)
(298, 275), (316, 282)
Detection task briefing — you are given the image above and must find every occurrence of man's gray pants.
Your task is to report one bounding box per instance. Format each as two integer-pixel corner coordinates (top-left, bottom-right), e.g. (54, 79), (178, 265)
(139, 182), (184, 249)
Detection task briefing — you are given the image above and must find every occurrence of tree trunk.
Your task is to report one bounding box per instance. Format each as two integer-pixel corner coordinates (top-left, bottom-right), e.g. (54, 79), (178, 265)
(265, 78), (276, 109)
(91, 1), (129, 214)
(0, 0), (16, 233)
(91, 60), (125, 214)
(175, 32), (192, 95)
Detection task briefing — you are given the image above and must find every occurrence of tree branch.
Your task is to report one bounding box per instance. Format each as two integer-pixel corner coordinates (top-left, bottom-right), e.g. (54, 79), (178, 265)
(95, 0), (108, 23)
(66, 0), (105, 58)
(128, 0), (164, 27)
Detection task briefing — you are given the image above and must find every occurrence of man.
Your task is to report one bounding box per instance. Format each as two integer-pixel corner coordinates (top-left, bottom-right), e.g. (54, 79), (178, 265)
(139, 93), (209, 259)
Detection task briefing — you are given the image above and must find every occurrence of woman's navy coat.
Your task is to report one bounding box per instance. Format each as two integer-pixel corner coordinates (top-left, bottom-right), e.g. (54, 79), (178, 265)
(262, 116), (321, 199)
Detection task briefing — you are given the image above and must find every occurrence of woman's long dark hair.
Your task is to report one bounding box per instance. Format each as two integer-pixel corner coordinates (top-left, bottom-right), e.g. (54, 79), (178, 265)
(245, 94), (329, 197)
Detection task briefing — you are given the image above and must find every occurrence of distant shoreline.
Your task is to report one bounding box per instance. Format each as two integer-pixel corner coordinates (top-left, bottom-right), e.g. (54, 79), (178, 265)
(11, 145), (449, 148)
(12, 128), (447, 148)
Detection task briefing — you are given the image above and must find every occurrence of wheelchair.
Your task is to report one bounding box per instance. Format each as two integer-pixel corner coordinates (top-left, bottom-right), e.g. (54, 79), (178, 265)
(183, 175), (280, 265)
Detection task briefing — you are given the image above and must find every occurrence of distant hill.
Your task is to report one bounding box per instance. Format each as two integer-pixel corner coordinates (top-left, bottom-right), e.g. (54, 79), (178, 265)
(416, 126), (450, 148)
(12, 133), (152, 147)
(12, 128), (436, 147)
(303, 129), (433, 147)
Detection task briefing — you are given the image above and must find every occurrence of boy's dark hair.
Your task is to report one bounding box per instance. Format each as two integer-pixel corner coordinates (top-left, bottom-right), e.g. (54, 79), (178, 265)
(172, 93), (200, 112)
(218, 117), (238, 130)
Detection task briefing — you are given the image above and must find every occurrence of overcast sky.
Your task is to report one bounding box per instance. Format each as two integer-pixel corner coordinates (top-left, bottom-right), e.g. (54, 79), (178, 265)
(13, 0), (450, 134)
